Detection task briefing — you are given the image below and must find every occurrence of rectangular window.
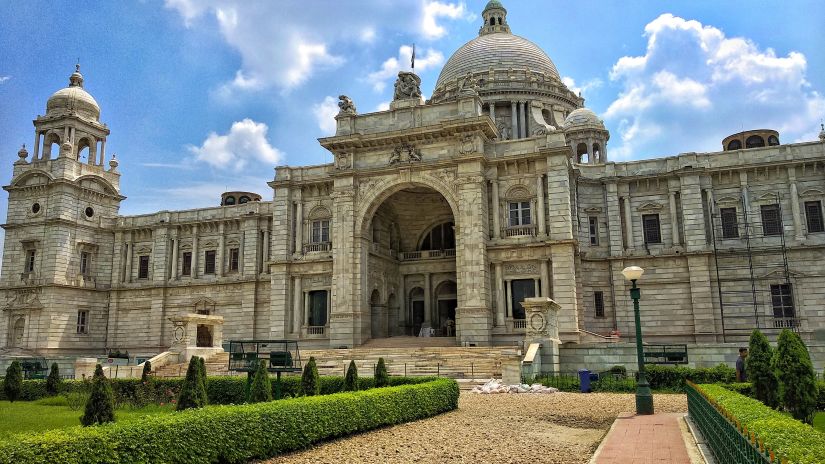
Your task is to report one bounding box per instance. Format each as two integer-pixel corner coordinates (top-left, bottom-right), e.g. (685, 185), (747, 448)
(76, 310), (89, 334)
(642, 214), (662, 244)
(509, 279), (535, 320)
(760, 204), (782, 236)
(138, 256), (150, 279)
(770, 284), (795, 321)
(182, 252), (192, 276)
(204, 250), (216, 274)
(720, 207), (739, 239)
(25, 250), (36, 273)
(229, 248), (240, 272)
(508, 201), (531, 227)
(805, 200), (824, 233)
(312, 220), (330, 243)
(588, 216), (599, 245)
(80, 251), (90, 276)
(594, 291), (605, 318)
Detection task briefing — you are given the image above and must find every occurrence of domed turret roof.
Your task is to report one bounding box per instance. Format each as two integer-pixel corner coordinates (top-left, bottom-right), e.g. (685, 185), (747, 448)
(435, 33), (560, 89)
(563, 108), (603, 128)
(46, 65), (100, 121)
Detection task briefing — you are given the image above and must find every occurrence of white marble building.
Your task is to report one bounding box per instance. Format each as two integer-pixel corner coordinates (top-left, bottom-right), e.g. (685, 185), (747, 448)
(3, 2), (825, 362)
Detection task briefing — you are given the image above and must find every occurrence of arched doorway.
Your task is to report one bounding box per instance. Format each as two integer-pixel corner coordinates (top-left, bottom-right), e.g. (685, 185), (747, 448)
(409, 287), (425, 336)
(11, 317), (25, 347)
(370, 289), (387, 339)
(435, 280), (457, 337)
(386, 293), (399, 336)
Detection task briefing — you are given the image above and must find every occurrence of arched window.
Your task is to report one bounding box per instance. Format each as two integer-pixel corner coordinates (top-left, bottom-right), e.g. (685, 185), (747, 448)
(727, 140), (742, 150)
(224, 196), (236, 206)
(767, 135), (779, 146)
(592, 143), (601, 163)
(498, 17), (502, 25)
(746, 135), (765, 148)
(576, 143), (589, 164)
(76, 138), (92, 162)
(420, 222), (455, 251)
(238, 196), (250, 204)
(44, 132), (61, 159)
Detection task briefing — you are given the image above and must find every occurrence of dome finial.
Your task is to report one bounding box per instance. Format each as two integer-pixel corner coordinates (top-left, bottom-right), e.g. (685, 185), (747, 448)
(819, 120), (825, 142)
(479, 0), (510, 35)
(69, 62), (84, 88)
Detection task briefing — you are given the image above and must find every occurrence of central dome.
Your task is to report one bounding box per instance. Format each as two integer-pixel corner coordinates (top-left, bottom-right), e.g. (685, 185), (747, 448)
(434, 32), (561, 90)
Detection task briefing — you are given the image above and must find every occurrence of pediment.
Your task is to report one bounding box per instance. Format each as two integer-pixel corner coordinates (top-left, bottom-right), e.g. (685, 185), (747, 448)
(583, 207), (602, 214)
(800, 188), (824, 198)
(636, 202), (663, 212)
(715, 196), (740, 207)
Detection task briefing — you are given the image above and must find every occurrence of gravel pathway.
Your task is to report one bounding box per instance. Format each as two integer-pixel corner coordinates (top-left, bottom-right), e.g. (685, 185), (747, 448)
(261, 392), (688, 464)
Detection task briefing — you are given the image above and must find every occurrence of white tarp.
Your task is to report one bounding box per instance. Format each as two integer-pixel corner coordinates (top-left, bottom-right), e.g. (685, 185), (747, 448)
(470, 378), (559, 394)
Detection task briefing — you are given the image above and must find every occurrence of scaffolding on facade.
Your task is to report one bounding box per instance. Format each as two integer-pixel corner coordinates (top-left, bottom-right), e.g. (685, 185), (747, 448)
(709, 192), (801, 342)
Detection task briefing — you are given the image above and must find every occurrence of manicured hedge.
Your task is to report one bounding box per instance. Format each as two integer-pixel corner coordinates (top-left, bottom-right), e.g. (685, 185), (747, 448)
(696, 383), (825, 464)
(644, 364), (735, 391)
(0, 378), (459, 464)
(722, 381), (825, 411)
(0, 375), (439, 405)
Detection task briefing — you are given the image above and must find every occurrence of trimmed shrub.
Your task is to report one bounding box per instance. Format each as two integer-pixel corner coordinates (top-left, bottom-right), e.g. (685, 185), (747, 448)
(248, 361), (272, 403)
(817, 380), (825, 411)
(724, 382), (753, 397)
(0, 379), (459, 464)
(774, 329), (818, 423)
(375, 358), (389, 388)
(46, 363), (62, 396)
(696, 383), (825, 464)
(300, 357), (320, 396)
(81, 365), (115, 426)
(4, 361), (23, 402)
(176, 357), (207, 411)
(746, 329), (778, 408)
(343, 360), (358, 392)
(141, 361), (152, 382)
(644, 364), (735, 391)
(197, 357), (208, 407)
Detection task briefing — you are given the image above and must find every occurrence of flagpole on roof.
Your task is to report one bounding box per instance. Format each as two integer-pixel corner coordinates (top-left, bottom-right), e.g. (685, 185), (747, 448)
(411, 43), (416, 72)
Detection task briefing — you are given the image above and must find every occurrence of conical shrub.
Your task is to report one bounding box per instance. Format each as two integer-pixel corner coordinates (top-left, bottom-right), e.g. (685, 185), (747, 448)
(747, 329), (778, 408)
(141, 361), (152, 382)
(375, 357), (389, 388)
(176, 356), (207, 411)
(247, 360), (272, 403)
(301, 357), (320, 396)
(773, 329), (818, 423)
(46, 362), (62, 395)
(3, 361), (22, 402)
(343, 360), (358, 392)
(198, 356), (208, 406)
(80, 365), (115, 426)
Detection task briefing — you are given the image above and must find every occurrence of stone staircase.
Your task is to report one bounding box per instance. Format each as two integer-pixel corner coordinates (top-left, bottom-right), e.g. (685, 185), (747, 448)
(153, 337), (521, 386)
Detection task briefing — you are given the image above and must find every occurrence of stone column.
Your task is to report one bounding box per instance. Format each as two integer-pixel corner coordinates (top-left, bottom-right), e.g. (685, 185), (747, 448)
(550, 245), (579, 340)
(99, 139), (106, 165)
(424, 273), (431, 324)
(680, 174), (710, 252)
(540, 260), (550, 298)
(517, 101), (525, 139)
(505, 279), (513, 318)
(605, 182), (623, 257)
(491, 180), (500, 239)
(522, 101), (529, 138)
(303, 291), (311, 326)
(669, 191), (680, 246)
(170, 236), (178, 280)
(788, 167), (803, 240)
(217, 223), (225, 277)
(495, 264), (505, 327)
(192, 225), (199, 279)
(292, 276), (302, 334)
(125, 240), (133, 283)
(533, 278), (540, 297)
(489, 102), (496, 125)
(262, 228), (270, 272)
(399, 276), (407, 328)
(740, 171), (750, 216)
(536, 175), (546, 235)
(329, 186), (358, 347)
(622, 196), (633, 251)
(511, 101), (518, 139)
(295, 200), (303, 254)
(33, 132), (40, 160)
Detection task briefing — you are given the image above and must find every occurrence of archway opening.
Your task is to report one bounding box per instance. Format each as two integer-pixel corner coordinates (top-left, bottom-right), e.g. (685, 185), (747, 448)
(435, 280), (457, 337)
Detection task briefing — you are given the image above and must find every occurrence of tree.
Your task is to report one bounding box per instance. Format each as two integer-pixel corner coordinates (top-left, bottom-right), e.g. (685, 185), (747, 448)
(80, 364), (115, 426)
(141, 361), (152, 382)
(746, 330), (778, 408)
(247, 360), (272, 403)
(301, 357), (320, 396)
(176, 356), (207, 411)
(375, 357), (389, 388)
(343, 360), (359, 392)
(773, 329), (818, 424)
(3, 361), (22, 402)
(46, 362), (62, 395)
(197, 356), (208, 406)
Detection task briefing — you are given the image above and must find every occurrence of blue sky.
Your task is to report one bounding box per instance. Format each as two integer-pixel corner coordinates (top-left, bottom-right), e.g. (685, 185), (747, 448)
(0, 0), (823, 219)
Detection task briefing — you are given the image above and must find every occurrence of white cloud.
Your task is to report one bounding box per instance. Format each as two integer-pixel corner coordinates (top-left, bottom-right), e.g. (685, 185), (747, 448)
(188, 118), (284, 171)
(0, 76), (10, 84)
(561, 76), (602, 98)
(421, 1), (472, 40)
(313, 96), (339, 135)
(375, 101), (391, 112)
(367, 45), (444, 92)
(603, 13), (825, 160)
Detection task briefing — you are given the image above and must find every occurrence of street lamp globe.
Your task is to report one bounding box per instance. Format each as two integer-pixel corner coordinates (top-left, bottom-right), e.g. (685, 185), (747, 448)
(621, 266), (645, 281)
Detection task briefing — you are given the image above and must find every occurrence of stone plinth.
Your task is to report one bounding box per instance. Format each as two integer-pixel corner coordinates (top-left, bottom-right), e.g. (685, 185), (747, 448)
(521, 297), (561, 374)
(168, 313), (225, 363)
(73, 357), (99, 380)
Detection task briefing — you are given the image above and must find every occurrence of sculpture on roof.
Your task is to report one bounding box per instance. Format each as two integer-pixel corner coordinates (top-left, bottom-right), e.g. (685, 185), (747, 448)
(458, 72), (481, 95)
(337, 95), (357, 115)
(393, 71), (422, 101)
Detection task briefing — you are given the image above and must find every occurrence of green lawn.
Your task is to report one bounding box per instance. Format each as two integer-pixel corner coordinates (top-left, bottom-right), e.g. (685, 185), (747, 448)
(815, 412), (825, 433)
(0, 399), (174, 438)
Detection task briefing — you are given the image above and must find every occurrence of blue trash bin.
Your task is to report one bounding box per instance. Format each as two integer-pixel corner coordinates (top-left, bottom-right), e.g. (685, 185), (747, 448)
(578, 369), (591, 393)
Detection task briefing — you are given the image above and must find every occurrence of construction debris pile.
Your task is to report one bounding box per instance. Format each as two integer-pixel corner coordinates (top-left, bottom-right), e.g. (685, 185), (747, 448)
(470, 379), (559, 394)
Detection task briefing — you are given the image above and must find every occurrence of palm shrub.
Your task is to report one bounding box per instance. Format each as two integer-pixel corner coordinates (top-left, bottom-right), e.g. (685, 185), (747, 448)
(773, 329), (818, 424)
(301, 357), (320, 396)
(3, 361), (23, 402)
(248, 360), (272, 403)
(176, 356), (207, 410)
(141, 361), (152, 382)
(46, 362), (62, 395)
(747, 329), (779, 408)
(343, 360), (358, 392)
(375, 357), (389, 388)
(80, 364), (115, 426)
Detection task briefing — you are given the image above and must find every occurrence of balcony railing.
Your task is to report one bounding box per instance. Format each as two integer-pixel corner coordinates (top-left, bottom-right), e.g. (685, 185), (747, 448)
(512, 319), (527, 329)
(303, 242), (331, 253)
(772, 317), (800, 329)
(400, 249), (456, 261)
(306, 326), (326, 335)
(502, 225), (536, 237)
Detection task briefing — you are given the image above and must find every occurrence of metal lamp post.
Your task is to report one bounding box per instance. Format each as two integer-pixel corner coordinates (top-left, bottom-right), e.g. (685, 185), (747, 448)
(622, 265), (654, 415)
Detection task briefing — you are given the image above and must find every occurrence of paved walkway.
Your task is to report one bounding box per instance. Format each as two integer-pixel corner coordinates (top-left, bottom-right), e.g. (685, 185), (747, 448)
(592, 413), (696, 464)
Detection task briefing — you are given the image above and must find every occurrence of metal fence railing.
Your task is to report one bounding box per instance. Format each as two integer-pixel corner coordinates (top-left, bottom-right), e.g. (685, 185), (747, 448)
(686, 382), (781, 464)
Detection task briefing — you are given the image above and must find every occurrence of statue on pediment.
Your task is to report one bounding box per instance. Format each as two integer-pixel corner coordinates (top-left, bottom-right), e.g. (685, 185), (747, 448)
(337, 95), (357, 115)
(393, 71), (422, 101)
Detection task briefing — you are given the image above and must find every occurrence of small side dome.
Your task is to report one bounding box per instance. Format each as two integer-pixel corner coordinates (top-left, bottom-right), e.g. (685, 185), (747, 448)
(563, 108), (604, 129)
(46, 65), (101, 121)
(221, 191), (262, 206)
